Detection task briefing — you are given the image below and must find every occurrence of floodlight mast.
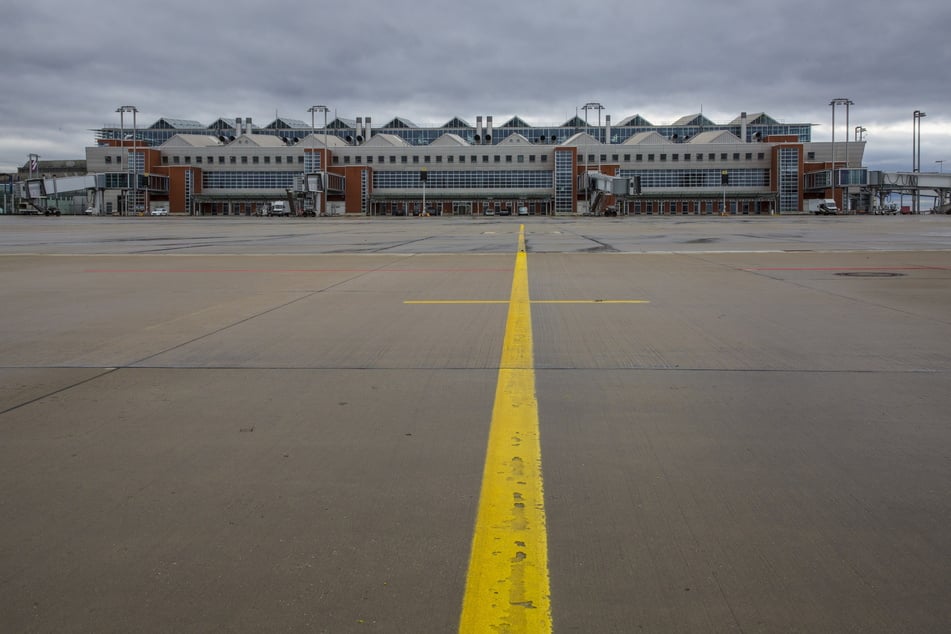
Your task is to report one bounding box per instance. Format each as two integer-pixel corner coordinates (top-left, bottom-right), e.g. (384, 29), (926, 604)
(308, 105), (330, 215)
(116, 106), (138, 215)
(829, 98), (852, 213)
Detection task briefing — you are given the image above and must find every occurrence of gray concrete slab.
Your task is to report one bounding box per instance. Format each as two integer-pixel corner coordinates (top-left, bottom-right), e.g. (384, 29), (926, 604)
(1, 216), (950, 632)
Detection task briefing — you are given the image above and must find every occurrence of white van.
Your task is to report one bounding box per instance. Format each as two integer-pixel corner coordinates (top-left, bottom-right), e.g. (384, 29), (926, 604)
(269, 201), (290, 216)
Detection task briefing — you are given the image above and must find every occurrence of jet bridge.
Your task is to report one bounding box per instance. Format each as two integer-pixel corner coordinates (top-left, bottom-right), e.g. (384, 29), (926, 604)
(868, 171), (951, 213)
(19, 176), (101, 214)
(580, 171), (636, 215)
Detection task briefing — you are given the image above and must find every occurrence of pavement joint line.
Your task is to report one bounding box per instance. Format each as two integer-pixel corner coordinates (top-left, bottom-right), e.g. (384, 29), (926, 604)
(459, 224), (552, 633)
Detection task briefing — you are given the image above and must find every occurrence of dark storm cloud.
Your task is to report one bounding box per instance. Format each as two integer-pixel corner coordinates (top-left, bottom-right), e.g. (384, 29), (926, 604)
(1, 0), (948, 172)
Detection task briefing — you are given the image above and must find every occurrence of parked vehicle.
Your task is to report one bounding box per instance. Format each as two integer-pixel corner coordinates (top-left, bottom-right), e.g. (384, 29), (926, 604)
(269, 201), (290, 216)
(150, 206), (168, 216)
(807, 199), (838, 215)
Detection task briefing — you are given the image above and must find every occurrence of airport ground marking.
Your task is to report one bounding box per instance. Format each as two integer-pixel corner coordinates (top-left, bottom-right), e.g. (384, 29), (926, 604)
(458, 225), (552, 633)
(405, 299), (649, 305)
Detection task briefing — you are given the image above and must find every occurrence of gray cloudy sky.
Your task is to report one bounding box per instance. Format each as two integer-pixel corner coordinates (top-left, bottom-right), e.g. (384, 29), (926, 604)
(1, 0), (948, 173)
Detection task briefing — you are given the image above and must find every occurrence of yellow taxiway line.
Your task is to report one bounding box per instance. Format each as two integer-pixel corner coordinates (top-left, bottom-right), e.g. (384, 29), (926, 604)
(458, 225), (552, 633)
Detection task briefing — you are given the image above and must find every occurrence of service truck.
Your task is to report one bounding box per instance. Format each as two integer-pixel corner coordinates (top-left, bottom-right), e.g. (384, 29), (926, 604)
(807, 199), (838, 215)
(268, 200), (290, 216)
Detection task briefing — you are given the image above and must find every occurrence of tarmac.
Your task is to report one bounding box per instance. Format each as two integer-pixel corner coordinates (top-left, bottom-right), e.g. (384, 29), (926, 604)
(1, 214), (950, 632)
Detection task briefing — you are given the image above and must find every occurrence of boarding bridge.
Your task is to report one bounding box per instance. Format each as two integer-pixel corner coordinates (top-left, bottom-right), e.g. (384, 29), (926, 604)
(868, 171), (951, 213)
(19, 175), (103, 214)
(580, 171), (632, 215)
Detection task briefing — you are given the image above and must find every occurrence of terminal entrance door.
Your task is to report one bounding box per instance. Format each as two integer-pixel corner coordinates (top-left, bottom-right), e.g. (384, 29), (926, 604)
(453, 202), (472, 216)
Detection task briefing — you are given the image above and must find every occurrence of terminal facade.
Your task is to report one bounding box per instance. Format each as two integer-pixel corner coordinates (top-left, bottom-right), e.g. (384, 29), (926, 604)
(83, 110), (869, 216)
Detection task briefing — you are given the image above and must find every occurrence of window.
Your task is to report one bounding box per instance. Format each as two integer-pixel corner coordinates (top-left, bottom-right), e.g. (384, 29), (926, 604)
(732, 153), (740, 161)
(263, 156), (270, 164)
(757, 152), (765, 160)
(105, 156), (112, 164)
(401, 156), (407, 163)
(412, 156), (419, 163)
(207, 156), (214, 164)
(745, 153), (752, 160)
(185, 156), (191, 164)
(367, 156), (373, 164)
(447, 155), (454, 163)
(529, 155), (536, 163)
(230, 156), (237, 164)
(173, 156), (180, 164)
(720, 153), (727, 161)
(807, 152), (816, 160)
(709, 153), (716, 161)
(612, 154), (619, 161)
(275, 156), (282, 164)
(355, 156), (362, 164)
(684, 153), (690, 161)
(624, 154), (631, 161)
(219, 156), (224, 164)
(636, 154), (643, 161)
(472, 156), (478, 163)
(696, 153), (703, 161)
(648, 154), (655, 161)
(600, 154), (606, 162)
(344, 156), (351, 164)
(161, 157), (167, 165)
(517, 155), (524, 163)
(540, 155), (547, 162)
(195, 156), (202, 164)
(252, 156), (259, 164)
(298, 156), (304, 164)
(435, 155), (442, 163)
(389, 156), (396, 164)
(241, 156), (248, 164)
(288, 156), (294, 164)
(672, 154), (679, 162)
(494, 155), (501, 163)
(424, 156), (431, 163)
(505, 155), (512, 163)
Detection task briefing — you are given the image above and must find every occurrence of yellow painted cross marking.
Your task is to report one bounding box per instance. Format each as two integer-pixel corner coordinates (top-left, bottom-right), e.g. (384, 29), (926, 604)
(458, 225), (551, 633)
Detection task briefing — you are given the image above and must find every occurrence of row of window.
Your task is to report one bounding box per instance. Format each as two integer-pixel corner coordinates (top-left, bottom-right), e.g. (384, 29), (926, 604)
(373, 170), (553, 189)
(101, 125), (814, 147)
(172, 155), (306, 166)
(201, 170), (558, 190)
(107, 151), (773, 169)
(590, 151), (768, 163)
(335, 154), (550, 165)
(619, 169), (771, 188)
(202, 171), (299, 189)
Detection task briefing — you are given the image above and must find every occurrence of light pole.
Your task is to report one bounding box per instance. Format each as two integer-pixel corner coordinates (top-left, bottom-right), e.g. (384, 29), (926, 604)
(116, 106), (138, 215)
(854, 126), (867, 142)
(937, 160), (945, 173)
(829, 98), (853, 213)
(582, 102), (604, 172)
(580, 102), (604, 213)
(913, 110), (926, 213)
(308, 105), (330, 214)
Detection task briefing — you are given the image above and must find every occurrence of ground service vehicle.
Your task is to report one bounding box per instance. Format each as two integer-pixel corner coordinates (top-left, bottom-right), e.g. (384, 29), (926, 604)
(269, 201), (290, 216)
(807, 199), (838, 215)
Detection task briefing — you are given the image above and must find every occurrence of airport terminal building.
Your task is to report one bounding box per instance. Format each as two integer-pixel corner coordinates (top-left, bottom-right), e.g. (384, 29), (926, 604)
(82, 110), (869, 216)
